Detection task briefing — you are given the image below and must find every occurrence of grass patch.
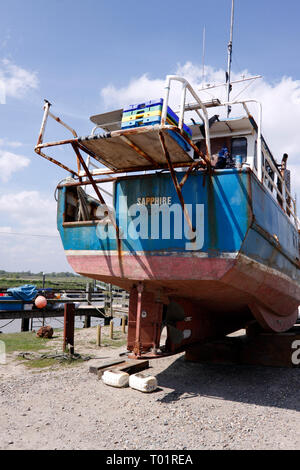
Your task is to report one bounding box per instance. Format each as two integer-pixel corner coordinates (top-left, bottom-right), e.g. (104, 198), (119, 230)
(0, 276), (90, 290)
(23, 357), (85, 369)
(1, 331), (52, 353)
(23, 358), (60, 369)
(21, 353), (89, 369)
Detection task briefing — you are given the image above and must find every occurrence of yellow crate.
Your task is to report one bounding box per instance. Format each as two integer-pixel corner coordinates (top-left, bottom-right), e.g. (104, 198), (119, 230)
(122, 109), (162, 123)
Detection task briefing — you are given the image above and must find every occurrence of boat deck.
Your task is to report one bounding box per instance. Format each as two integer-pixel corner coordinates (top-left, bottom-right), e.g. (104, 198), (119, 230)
(77, 125), (194, 171)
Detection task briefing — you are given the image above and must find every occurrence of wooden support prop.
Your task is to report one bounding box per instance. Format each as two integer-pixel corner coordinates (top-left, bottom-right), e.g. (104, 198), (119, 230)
(63, 303), (75, 354)
(84, 282), (91, 328)
(110, 319), (114, 339)
(185, 325), (300, 368)
(96, 325), (101, 347)
(89, 358), (125, 375)
(133, 283), (143, 357)
(97, 359), (150, 378)
(21, 317), (30, 332)
(122, 315), (126, 334)
(109, 283), (113, 317)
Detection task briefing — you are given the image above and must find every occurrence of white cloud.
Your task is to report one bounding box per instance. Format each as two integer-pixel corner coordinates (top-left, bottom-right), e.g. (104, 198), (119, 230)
(0, 190), (57, 235)
(101, 74), (165, 110)
(0, 226), (12, 233)
(0, 150), (30, 182)
(0, 186), (113, 272)
(100, 62), (300, 199)
(0, 139), (22, 148)
(0, 59), (38, 102)
(0, 190), (71, 272)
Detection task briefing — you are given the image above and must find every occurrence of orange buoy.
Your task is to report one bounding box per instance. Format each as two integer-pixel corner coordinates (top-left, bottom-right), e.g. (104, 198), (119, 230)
(35, 295), (47, 309)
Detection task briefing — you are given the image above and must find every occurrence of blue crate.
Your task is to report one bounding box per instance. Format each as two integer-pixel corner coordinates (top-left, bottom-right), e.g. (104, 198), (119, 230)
(121, 115), (162, 129)
(121, 114), (192, 140)
(123, 98), (163, 113)
(122, 104), (162, 118)
(121, 114), (176, 129)
(122, 99), (192, 138)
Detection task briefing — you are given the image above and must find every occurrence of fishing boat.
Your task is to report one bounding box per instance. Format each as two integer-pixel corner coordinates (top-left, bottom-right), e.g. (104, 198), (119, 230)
(34, 6), (300, 359)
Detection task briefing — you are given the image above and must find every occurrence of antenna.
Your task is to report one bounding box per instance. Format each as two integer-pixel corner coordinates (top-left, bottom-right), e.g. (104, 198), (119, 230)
(226, 0), (235, 117)
(198, 75), (262, 93)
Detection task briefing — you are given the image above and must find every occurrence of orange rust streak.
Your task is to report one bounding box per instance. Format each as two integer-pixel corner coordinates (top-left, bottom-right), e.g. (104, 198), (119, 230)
(34, 147), (79, 176)
(158, 131), (194, 233)
(180, 161), (204, 188)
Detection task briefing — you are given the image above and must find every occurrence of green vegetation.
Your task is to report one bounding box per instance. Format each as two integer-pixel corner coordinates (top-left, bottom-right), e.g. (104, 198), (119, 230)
(0, 270), (115, 290)
(23, 357), (60, 369)
(0, 271), (90, 290)
(1, 331), (53, 353)
(1, 325), (127, 371)
(22, 355), (86, 369)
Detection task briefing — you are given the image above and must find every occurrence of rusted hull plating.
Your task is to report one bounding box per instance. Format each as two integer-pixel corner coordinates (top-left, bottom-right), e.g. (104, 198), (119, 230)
(65, 250), (299, 355)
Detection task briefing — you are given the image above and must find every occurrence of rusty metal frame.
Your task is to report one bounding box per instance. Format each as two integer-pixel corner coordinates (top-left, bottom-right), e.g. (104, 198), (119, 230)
(70, 142), (121, 241)
(35, 101), (210, 177)
(179, 160), (204, 188)
(34, 99), (213, 243)
(34, 103), (125, 246)
(158, 131), (195, 233)
(35, 99), (81, 177)
(34, 99), (213, 239)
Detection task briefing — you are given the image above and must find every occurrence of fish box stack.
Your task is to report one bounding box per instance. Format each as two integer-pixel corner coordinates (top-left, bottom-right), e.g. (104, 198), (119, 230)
(121, 98), (192, 140)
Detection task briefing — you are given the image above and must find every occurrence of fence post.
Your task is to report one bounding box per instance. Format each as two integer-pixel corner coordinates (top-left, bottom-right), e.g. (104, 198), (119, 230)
(63, 303), (75, 354)
(109, 283), (113, 317)
(110, 319), (114, 340)
(84, 282), (91, 328)
(21, 317), (30, 332)
(122, 315), (126, 334)
(96, 324), (101, 347)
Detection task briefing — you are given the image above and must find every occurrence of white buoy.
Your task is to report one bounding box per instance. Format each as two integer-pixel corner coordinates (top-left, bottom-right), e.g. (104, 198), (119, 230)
(129, 373), (158, 393)
(102, 370), (129, 388)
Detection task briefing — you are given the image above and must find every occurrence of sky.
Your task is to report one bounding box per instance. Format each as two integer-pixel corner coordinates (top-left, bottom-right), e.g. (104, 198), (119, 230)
(0, 0), (300, 273)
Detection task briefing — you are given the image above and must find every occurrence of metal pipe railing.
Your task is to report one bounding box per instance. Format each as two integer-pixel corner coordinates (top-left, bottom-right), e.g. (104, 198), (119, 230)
(161, 75), (211, 159)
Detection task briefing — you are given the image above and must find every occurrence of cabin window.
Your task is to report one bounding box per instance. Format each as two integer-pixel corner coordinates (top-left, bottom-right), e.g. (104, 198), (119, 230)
(64, 187), (103, 223)
(231, 137), (247, 162)
(264, 153), (275, 192)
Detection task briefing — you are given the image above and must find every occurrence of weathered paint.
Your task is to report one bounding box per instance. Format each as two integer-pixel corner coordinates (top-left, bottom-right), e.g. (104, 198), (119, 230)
(58, 169), (251, 253)
(57, 167), (300, 333)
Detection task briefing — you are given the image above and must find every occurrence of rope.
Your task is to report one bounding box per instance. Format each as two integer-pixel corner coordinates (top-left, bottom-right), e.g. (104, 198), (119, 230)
(0, 319), (16, 329)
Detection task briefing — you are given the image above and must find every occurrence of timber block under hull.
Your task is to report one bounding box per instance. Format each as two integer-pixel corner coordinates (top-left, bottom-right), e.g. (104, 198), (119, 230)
(184, 325), (300, 367)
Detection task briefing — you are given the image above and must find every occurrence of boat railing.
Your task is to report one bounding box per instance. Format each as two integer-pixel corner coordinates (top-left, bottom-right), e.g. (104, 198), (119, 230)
(179, 94), (297, 227)
(161, 75), (211, 159)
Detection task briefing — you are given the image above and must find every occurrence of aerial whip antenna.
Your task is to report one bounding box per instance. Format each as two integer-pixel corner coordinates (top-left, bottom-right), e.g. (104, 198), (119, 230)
(226, 0), (235, 117)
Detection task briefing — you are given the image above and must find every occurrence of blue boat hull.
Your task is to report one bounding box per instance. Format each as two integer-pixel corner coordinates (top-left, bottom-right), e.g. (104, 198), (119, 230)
(57, 168), (300, 346)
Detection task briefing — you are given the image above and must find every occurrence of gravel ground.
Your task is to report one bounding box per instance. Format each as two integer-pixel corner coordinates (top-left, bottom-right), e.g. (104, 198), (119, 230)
(0, 327), (299, 450)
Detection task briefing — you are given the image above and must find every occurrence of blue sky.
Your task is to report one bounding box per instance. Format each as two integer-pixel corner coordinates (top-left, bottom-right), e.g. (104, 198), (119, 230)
(1, 0), (300, 272)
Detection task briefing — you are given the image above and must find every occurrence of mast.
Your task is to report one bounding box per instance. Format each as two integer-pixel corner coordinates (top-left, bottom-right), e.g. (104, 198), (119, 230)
(226, 0), (235, 117)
